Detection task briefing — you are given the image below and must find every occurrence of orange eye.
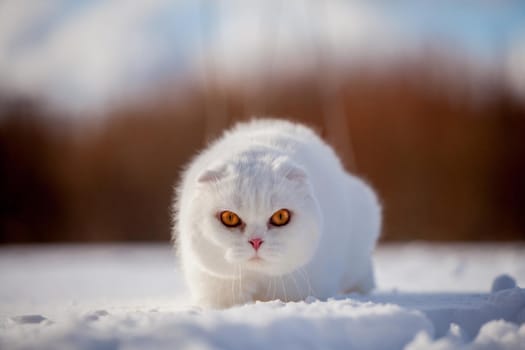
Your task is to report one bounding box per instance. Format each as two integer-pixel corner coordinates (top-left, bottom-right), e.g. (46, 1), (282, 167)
(220, 211), (242, 228)
(270, 209), (290, 226)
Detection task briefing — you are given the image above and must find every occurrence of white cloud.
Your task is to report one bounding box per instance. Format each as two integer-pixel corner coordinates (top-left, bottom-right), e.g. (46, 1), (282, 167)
(206, 1), (409, 84)
(0, 0), (410, 112)
(0, 0), (524, 113)
(0, 0), (185, 111)
(0, 0), (62, 52)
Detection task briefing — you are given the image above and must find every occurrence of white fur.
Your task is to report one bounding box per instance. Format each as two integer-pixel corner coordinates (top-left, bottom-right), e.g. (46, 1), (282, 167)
(173, 119), (381, 308)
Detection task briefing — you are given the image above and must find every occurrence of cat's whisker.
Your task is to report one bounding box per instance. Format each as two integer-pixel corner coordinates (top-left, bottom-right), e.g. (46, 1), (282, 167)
(214, 275), (220, 307)
(299, 267), (318, 299)
(238, 264), (243, 305)
(265, 276), (273, 301)
(239, 264), (244, 303)
(263, 242), (279, 247)
(279, 276), (288, 302)
(231, 276), (234, 306)
(259, 255), (279, 263)
(266, 252), (281, 257)
(232, 265), (237, 305)
(260, 249), (281, 260)
(228, 247), (254, 264)
(288, 272), (302, 300)
(297, 267), (315, 296)
(264, 246), (282, 252)
(272, 276), (277, 301)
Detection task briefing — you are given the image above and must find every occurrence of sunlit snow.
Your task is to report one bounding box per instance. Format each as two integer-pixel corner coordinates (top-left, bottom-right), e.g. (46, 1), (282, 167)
(0, 243), (524, 350)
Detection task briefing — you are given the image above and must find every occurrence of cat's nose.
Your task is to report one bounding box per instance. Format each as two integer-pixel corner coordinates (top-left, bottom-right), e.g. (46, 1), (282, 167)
(249, 238), (264, 251)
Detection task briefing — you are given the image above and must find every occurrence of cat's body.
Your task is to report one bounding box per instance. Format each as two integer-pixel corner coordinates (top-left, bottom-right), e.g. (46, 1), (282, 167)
(173, 119), (381, 308)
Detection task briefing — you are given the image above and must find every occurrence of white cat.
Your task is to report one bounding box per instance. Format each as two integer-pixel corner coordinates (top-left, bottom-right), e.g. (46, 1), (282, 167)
(173, 119), (381, 308)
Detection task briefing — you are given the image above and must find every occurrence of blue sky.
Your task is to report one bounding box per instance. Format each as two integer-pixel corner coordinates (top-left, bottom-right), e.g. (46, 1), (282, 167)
(0, 0), (524, 112)
(380, 1), (525, 56)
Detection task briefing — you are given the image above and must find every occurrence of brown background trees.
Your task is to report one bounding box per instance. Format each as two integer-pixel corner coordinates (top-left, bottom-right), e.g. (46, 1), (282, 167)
(1, 59), (524, 243)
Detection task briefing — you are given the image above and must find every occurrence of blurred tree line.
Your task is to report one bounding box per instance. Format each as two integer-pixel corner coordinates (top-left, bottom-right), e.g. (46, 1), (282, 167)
(1, 57), (524, 243)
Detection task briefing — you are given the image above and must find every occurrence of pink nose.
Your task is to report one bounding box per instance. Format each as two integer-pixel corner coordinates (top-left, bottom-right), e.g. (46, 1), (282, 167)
(249, 238), (264, 251)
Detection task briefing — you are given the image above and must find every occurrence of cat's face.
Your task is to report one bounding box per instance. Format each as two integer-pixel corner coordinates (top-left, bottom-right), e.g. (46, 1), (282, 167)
(188, 153), (322, 277)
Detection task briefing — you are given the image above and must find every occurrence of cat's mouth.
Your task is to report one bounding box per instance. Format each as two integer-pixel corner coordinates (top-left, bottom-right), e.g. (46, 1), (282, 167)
(248, 255), (264, 262)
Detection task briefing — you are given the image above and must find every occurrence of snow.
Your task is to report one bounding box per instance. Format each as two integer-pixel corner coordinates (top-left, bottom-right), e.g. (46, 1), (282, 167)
(492, 275), (518, 293)
(0, 243), (524, 350)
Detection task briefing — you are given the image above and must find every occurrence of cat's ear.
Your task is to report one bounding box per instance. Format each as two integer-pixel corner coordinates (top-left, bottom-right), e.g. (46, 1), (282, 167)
(197, 164), (228, 183)
(274, 159), (308, 183)
(284, 166), (308, 182)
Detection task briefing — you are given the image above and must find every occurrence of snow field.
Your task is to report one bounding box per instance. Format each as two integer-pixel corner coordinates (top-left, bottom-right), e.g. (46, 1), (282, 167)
(0, 243), (524, 350)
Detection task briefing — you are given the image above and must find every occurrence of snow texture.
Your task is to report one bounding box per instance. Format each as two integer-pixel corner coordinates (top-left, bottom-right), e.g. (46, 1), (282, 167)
(0, 243), (524, 350)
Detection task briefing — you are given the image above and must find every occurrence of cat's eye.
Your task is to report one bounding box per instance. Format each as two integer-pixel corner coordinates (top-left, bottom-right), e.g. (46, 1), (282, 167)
(220, 210), (242, 228)
(270, 209), (290, 227)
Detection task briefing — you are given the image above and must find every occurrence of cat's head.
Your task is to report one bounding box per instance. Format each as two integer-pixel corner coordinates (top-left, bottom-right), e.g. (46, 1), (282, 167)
(188, 150), (322, 277)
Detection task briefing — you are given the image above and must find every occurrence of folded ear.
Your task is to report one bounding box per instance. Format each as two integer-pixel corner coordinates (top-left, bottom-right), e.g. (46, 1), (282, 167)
(283, 165), (308, 182)
(197, 163), (228, 183)
(273, 157), (308, 183)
